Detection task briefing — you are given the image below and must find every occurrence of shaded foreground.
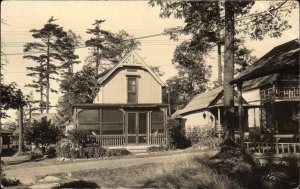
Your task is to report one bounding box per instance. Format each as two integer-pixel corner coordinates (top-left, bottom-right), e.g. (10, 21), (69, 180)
(53, 152), (299, 189)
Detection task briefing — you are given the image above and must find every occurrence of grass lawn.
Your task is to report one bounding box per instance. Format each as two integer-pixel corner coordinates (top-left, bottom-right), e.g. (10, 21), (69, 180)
(2, 147), (213, 170)
(52, 152), (299, 189)
(52, 153), (244, 189)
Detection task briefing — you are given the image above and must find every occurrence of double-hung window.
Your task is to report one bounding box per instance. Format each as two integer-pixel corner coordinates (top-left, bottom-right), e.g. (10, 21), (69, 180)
(127, 77), (137, 103)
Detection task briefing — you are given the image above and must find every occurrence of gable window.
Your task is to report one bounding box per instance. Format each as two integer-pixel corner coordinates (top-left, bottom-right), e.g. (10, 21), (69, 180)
(127, 77), (137, 103)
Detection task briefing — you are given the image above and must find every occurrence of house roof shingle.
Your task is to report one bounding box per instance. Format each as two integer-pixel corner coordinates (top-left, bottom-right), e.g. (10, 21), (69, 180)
(178, 87), (223, 116)
(231, 39), (299, 84)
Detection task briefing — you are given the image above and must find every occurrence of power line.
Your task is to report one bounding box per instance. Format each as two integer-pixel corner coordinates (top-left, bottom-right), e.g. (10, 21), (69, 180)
(4, 31), (183, 56)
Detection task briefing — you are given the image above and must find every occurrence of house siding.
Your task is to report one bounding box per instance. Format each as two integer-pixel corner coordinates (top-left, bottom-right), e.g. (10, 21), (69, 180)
(94, 68), (162, 104)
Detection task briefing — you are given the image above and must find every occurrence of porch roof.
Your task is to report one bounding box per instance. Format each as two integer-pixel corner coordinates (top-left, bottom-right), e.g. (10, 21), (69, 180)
(179, 87), (223, 116)
(242, 73), (279, 91)
(73, 103), (168, 109)
(231, 39), (299, 84)
(177, 87), (250, 117)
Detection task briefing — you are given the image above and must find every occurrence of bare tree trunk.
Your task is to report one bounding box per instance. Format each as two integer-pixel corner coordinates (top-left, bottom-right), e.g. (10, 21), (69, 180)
(237, 83), (244, 152)
(46, 35), (50, 113)
(40, 64), (44, 113)
(218, 44), (222, 86)
(223, 1), (236, 148)
(18, 106), (24, 154)
(0, 54), (2, 160)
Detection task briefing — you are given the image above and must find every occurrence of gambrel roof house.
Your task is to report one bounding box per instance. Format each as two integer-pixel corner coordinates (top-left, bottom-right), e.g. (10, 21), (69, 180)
(73, 51), (168, 146)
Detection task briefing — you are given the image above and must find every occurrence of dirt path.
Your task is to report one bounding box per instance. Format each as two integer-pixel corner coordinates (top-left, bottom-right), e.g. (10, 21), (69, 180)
(4, 151), (215, 185)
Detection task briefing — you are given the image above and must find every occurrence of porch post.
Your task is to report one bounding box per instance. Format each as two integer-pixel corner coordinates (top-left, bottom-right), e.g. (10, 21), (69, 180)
(218, 108), (221, 139)
(237, 83), (244, 152)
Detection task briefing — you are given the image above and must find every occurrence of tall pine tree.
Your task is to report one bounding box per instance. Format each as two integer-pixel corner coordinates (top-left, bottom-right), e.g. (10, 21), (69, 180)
(24, 16), (68, 113)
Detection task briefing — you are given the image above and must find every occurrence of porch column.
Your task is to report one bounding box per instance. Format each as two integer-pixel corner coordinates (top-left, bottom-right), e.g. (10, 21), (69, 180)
(237, 83), (244, 152)
(218, 108), (221, 139)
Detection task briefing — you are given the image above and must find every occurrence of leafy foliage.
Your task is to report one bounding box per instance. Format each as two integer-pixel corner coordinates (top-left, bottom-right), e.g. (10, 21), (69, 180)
(0, 83), (27, 118)
(57, 66), (101, 126)
(55, 142), (130, 159)
(186, 125), (222, 149)
(67, 129), (91, 147)
(163, 41), (212, 112)
(167, 119), (190, 149)
(150, 0), (297, 147)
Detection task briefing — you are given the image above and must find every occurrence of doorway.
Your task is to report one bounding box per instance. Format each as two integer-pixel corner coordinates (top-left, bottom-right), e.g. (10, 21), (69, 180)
(127, 112), (148, 144)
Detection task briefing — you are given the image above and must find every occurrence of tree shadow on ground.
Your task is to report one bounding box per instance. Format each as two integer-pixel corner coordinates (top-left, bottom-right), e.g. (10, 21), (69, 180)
(52, 180), (100, 189)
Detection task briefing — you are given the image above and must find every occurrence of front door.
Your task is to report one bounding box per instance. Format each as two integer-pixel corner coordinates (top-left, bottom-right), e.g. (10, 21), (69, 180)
(127, 112), (148, 144)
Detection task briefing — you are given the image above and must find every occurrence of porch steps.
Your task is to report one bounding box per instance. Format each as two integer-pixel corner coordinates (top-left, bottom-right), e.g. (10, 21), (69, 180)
(126, 145), (152, 156)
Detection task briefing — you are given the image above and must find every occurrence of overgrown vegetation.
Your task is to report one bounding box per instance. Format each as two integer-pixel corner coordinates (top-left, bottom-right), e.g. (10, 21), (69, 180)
(186, 125), (222, 149)
(167, 119), (191, 149)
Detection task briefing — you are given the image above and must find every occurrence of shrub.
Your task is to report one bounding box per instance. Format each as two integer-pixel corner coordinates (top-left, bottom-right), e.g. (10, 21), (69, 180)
(107, 148), (131, 157)
(146, 145), (171, 153)
(56, 143), (123, 159)
(186, 125), (221, 149)
(67, 129), (91, 147)
(24, 117), (63, 153)
(92, 146), (107, 158)
(167, 119), (191, 149)
(56, 142), (73, 158)
(30, 148), (44, 160)
(45, 145), (56, 158)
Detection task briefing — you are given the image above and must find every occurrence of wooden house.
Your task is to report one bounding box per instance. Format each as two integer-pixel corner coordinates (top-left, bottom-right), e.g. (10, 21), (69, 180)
(0, 129), (13, 150)
(72, 51), (168, 146)
(231, 39), (299, 155)
(172, 87), (250, 138)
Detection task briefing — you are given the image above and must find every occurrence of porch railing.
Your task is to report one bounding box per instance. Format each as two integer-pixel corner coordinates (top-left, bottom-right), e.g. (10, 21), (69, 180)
(261, 86), (300, 101)
(88, 135), (125, 146)
(150, 134), (166, 145)
(245, 135), (300, 154)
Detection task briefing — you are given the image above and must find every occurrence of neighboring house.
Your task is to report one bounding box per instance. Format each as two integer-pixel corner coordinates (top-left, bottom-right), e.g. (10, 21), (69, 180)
(173, 87), (250, 137)
(0, 129), (13, 150)
(231, 39), (299, 154)
(73, 51), (168, 146)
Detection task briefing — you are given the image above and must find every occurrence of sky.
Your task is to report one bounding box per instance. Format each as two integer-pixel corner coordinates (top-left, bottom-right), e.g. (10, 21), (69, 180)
(1, 1), (299, 122)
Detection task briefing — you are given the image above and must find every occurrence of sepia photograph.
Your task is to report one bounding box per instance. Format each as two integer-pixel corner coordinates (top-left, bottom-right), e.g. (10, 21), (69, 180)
(1, 0), (299, 188)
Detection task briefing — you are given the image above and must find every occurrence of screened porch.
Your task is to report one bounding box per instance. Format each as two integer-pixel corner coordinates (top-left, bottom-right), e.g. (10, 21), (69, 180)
(73, 105), (168, 146)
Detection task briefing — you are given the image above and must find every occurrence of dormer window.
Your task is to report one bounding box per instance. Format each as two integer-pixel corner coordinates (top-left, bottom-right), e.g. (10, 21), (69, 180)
(127, 77), (137, 103)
